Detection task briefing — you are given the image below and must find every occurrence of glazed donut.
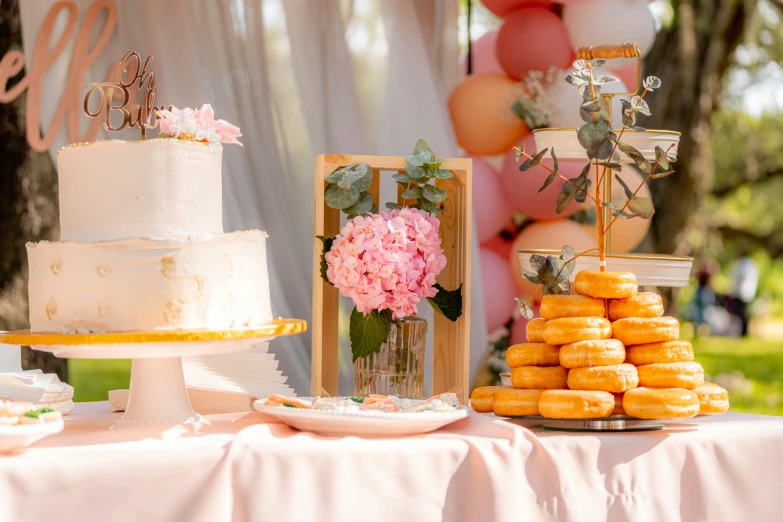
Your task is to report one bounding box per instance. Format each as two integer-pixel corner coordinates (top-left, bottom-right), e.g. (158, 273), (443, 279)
(540, 294), (605, 320)
(511, 366), (568, 389)
(693, 383), (729, 415)
(469, 386), (511, 413)
(567, 363), (639, 393)
(526, 318), (546, 343)
(506, 343), (560, 368)
(559, 339), (625, 369)
(623, 387), (700, 420)
(625, 340), (694, 365)
(543, 317), (612, 345)
(608, 292), (664, 321)
(612, 393), (625, 415)
(574, 270), (637, 299)
(538, 390), (615, 419)
(492, 388), (543, 416)
(611, 317), (680, 345)
(636, 362), (705, 389)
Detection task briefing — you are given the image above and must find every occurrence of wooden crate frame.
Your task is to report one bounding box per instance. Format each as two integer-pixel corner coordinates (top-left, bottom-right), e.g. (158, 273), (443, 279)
(312, 154), (472, 403)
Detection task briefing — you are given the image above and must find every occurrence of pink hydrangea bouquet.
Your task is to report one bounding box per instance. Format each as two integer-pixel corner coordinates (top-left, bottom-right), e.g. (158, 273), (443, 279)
(325, 207), (447, 320)
(157, 104), (242, 151)
(318, 139), (463, 361)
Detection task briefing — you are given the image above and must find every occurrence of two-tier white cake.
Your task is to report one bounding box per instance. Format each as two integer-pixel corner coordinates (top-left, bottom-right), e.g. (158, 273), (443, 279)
(27, 135), (272, 333)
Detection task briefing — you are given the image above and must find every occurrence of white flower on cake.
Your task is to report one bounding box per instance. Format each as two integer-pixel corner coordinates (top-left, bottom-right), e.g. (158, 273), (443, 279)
(157, 104), (242, 151)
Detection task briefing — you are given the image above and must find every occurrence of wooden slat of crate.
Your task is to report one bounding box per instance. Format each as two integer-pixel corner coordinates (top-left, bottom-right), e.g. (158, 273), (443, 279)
(312, 154), (471, 403)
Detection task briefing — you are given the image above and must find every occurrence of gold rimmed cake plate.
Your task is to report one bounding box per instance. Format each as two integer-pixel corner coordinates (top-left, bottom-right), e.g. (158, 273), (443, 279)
(0, 319), (307, 428)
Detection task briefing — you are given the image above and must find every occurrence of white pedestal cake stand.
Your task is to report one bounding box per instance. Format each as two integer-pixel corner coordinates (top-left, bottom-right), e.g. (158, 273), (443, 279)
(0, 318), (306, 428)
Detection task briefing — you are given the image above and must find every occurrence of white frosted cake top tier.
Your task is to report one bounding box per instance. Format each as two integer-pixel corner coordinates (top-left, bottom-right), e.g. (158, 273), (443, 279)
(57, 139), (223, 242)
(27, 231), (272, 333)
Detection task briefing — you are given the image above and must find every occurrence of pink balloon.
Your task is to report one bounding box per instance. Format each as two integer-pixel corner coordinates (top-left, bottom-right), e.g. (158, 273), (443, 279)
(509, 314), (530, 345)
(480, 248), (518, 334)
(496, 8), (573, 80)
(483, 0), (553, 17)
(482, 235), (514, 261)
(472, 156), (516, 243)
(461, 31), (504, 77)
(499, 134), (582, 220)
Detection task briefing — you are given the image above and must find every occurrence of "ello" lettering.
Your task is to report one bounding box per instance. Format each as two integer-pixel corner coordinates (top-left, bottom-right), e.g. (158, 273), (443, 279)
(0, 1), (117, 152)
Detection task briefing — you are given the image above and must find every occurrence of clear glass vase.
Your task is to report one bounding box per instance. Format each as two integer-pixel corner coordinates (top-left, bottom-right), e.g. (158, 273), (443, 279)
(354, 316), (427, 399)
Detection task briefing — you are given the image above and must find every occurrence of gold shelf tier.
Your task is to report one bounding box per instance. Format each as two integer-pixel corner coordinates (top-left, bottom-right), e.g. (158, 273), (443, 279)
(0, 318), (307, 346)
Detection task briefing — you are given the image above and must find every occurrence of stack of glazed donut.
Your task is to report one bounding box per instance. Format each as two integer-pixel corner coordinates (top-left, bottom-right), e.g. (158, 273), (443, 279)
(471, 270), (730, 420)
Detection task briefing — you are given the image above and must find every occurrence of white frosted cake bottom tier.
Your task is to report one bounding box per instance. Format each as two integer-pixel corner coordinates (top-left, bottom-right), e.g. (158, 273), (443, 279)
(27, 231), (272, 333)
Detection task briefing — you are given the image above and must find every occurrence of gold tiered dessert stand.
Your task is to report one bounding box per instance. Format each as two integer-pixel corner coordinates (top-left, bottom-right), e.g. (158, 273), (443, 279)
(515, 42), (694, 432)
(0, 319), (306, 428)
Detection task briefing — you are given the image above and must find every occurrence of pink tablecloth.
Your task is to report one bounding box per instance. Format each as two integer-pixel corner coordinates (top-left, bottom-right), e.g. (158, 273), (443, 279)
(1, 402), (782, 522)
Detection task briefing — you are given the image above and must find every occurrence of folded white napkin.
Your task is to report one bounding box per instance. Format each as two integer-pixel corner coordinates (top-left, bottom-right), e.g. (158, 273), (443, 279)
(0, 343), (74, 409)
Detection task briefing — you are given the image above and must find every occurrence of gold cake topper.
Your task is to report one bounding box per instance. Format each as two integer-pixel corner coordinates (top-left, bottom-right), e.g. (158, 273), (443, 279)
(83, 51), (170, 139)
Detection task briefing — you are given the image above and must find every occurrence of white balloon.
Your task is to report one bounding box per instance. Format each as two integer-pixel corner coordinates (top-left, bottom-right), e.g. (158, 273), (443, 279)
(563, 0), (656, 57)
(547, 68), (629, 128)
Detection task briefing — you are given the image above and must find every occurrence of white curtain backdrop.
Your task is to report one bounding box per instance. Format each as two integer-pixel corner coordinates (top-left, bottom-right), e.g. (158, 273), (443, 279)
(20, 0), (487, 396)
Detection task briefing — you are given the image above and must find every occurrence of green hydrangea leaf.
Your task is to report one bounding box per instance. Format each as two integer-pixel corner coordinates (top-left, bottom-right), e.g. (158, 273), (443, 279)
(316, 235), (335, 286)
(427, 283), (463, 322)
(350, 308), (393, 362)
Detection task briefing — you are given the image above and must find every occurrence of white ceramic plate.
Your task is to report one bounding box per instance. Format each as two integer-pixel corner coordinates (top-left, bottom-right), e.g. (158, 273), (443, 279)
(518, 250), (693, 288)
(253, 398), (468, 437)
(0, 419), (64, 454)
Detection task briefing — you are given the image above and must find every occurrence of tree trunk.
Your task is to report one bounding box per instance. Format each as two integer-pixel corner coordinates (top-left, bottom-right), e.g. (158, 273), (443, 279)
(642, 0), (755, 308)
(0, 0), (66, 379)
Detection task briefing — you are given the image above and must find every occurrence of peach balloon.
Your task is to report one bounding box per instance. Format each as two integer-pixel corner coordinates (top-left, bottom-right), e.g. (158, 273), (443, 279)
(585, 167), (652, 252)
(480, 248), (519, 333)
(499, 134), (583, 220)
(460, 31), (504, 77)
(472, 155), (516, 243)
(448, 74), (527, 156)
(496, 8), (573, 80)
(509, 220), (598, 296)
(483, 0), (553, 17)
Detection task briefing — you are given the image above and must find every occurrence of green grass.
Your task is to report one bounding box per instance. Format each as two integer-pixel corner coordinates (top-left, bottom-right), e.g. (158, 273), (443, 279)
(692, 336), (783, 416)
(65, 337), (783, 416)
(68, 359), (131, 402)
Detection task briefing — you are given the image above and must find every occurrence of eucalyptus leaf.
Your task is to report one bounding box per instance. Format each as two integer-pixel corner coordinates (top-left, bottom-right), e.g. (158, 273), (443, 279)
(385, 202), (403, 210)
(416, 197), (436, 212)
(324, 184), (361, 209)
(514, 146), (524, 162)
(615, 175), (635, 199)
(422, 184), (448, 203)
(352, 170), (374, 192)
(593, 75), (619, 85)
(522, 269), (541, 285)
(337, 164), (369, 188)
(572, 60), (589, 71)
(651, 170), (675, 179)
(519, 148), (549, 172)
(577, 122), (611, 159)
(654, 146), (670, 170)
(427, 283), (463, 322)
(538, 149), (559, 193)
(436, 168), (454, 179)
(393, 173), (413, 183)
(344, 192), (375, 216)
(572, 175), (592, 203)
(556, 183), (578, 214)
(591, 59), (607, 69)
(350, 308), (392, 362)
(413, 138), (431, 155)
(643, 76), (661, 90)
(516, 298), (535, 320)
(406, 164), (426, 180)
(406, 154), (423, 167)
(602, 201), (634, 218)
(429, 207), (443, 214)
(529, 254), (547, 272)
(631, 96), (651, 116)
(565, 73), (588, 86)
(324, 170), (344, 183)
(613, 139), (652, 173)
(401, 186), (423, 199)
(624, 124), (647, 132)
(628, 196), (655, 219)
(599, 162), (623, 171)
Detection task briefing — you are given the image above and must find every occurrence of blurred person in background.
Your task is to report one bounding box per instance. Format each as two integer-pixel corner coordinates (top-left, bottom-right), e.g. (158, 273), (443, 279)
(731, 252), (759, 337)
(693, 266), (717, 336)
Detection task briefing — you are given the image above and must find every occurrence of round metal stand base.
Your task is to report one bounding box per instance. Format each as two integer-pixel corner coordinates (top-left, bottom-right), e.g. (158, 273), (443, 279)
(542, 419), (664, 432)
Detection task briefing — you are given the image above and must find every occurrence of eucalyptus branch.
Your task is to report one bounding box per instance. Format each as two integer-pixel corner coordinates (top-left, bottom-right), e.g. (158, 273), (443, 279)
(519, 149), (598, 204)
(603, 142), (675, 235)
(597, 87), (651, 189)
(520, 248), (600, 307)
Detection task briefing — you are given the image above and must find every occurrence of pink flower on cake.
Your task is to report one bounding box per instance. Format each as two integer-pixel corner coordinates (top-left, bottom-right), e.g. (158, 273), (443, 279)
(325, 207), (447, 320)
(157, 104), (242, 149)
